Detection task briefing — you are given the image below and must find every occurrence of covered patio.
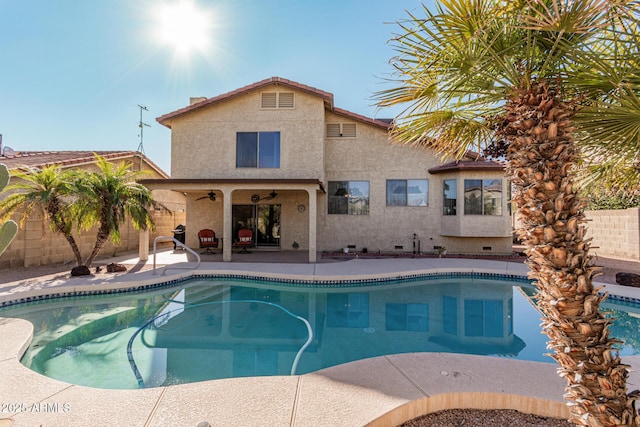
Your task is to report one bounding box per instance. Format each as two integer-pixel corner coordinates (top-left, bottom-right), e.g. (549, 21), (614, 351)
(139, 178), (325, 263)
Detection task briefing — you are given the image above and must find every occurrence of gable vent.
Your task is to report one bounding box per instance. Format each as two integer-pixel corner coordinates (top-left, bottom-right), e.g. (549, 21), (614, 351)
(341, 123), (356, 137)
(327, 124), (341, 138)
(326, 123), (357, 138)
(261, 92), (294, 109)
(278, 92), (294, 108)
(261, 92), (277, 108)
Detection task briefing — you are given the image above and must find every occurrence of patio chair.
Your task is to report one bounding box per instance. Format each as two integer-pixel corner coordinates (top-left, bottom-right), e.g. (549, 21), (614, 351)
(198, 229), (219, 254)
(235, 228), (254, 253)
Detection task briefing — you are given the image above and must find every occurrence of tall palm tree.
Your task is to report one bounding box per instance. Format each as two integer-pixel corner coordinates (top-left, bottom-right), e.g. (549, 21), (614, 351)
(0, 165), (84, 265)
(74, 154), (154, 267)
(376, 1), (640, 425)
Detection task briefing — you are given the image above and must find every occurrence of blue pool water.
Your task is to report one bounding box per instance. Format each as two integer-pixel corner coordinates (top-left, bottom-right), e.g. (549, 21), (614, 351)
(1, 275), (639, 389)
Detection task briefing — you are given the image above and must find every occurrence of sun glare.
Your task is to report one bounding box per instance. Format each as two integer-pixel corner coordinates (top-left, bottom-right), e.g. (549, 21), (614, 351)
(155, 1), (212, 57)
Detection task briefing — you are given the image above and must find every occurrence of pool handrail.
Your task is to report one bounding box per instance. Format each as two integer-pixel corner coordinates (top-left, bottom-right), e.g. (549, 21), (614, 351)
(152, 236), (201, 275)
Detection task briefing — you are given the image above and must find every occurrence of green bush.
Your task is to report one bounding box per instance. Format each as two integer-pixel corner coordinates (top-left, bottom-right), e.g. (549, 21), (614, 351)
(586, 192), (640, 210)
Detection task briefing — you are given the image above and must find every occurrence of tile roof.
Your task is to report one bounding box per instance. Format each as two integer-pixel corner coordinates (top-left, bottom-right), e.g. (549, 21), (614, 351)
(156, 76), (392, 130)
(0, 150), (168, 178)
(428, 159), (506, 174)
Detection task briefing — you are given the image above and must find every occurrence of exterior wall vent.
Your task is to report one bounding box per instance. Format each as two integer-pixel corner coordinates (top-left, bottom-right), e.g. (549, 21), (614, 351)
(261, 92), (294, 109)
(326, 123), (356, 138)
(278, 92), (294, 108)
(261, 92), (277, 108)
(483, 246), (492, 251)
(394, 245), (404, 250)
(327, 124), (341, 138)
(341, 123), (356, 137)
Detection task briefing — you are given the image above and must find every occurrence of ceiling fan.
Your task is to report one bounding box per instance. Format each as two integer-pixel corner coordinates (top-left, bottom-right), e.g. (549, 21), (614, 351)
(251, 190), (278, 203)
(196, 191), (216, 202)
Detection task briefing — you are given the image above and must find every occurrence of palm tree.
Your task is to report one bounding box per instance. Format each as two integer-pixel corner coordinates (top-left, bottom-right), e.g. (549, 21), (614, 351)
(376, 1), (640, 425)
(0, 165), (84, 265)
(73, 154), (154, 267)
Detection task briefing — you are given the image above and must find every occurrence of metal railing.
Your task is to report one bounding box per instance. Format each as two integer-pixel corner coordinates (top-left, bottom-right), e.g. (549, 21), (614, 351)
(152, 236), (201, 275)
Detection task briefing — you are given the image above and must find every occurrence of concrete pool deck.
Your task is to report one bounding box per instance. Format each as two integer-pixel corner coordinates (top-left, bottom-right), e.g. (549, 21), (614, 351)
(1, 251), (640, 426)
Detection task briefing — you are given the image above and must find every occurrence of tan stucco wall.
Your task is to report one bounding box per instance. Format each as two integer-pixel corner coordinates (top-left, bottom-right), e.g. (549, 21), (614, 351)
(585, 207), (640, 260)
(158, 83), (513, 256)
(168, 86), (326, 181)
(318, 113), (512, 254)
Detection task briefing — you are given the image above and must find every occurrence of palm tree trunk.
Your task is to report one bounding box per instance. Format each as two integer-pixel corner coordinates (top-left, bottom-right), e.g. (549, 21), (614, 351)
(84, 225), (110, 267)
(59, 227), (83, 266)
(505, 81), (638, 426)
(46, 204), (83, 266)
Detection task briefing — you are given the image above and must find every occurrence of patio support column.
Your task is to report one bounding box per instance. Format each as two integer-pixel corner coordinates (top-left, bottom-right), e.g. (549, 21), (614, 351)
(306, 188), (317, 263)
(222, 188), (233, 262)
(139, 228), (149, 261)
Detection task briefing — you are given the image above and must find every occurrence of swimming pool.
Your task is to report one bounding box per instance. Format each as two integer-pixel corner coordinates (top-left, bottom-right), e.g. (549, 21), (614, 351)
(1, 274), (639, 390)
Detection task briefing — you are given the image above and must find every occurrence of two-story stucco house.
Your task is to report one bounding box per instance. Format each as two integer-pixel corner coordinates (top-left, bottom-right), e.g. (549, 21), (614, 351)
(141, 77), (511, 263)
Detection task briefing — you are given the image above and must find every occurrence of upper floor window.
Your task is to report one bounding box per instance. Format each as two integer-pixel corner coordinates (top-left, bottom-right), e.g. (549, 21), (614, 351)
(328, 181), (369, 215)
(386, 179), (429, 206)
(326, 123), (356, 138)
(261, 92), (294, 109)
(443, 179), (456, 215)
(464, 179), (502, 215)
(236, 132), (280, 168)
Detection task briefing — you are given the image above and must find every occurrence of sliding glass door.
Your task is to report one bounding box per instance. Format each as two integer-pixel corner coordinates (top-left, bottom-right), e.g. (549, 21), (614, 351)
(232, 205), (281, 247)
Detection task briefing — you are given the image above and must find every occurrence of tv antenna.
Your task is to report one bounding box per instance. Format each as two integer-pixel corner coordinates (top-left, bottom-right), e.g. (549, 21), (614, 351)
(137, 105), (150, 170)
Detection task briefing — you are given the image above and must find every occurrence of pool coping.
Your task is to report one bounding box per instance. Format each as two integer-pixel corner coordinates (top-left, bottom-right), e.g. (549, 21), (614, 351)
(1, 257), (639, 426)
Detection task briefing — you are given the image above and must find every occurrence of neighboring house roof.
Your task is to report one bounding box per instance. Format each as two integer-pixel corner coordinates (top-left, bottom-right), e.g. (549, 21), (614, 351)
(156, 76), (392, 131)
(427, 150), (506, 174)
(0, 150), (169, 178)
(428, 159), (506, 174)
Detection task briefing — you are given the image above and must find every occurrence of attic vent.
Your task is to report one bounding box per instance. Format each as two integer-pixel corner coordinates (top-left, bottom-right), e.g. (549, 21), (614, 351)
(327, 124), (341, 138)
(326, 123), (356, 138)
(342, 123), (356, 137)
(261, 92), (277, 108)
(261, 92), (294, 109)
(278, 92), (294, 108)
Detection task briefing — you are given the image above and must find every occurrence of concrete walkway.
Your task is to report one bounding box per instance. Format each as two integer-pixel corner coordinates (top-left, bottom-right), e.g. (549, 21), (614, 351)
(1, 251), (639, 426)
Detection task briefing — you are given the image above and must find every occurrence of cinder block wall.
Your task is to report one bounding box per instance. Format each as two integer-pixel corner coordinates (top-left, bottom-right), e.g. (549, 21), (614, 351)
(0, 209), (186, 270)
(585, 207), (640, 260)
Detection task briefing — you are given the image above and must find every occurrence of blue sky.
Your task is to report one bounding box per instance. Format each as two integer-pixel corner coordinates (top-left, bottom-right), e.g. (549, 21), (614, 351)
(0, 0), (429, 173)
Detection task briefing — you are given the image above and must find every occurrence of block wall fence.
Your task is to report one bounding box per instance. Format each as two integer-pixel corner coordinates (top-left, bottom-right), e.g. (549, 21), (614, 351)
(585, 207), (640, 261)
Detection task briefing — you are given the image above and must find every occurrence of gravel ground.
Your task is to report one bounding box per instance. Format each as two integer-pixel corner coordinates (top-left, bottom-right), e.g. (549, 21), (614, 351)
(400, 409), (573, 427)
